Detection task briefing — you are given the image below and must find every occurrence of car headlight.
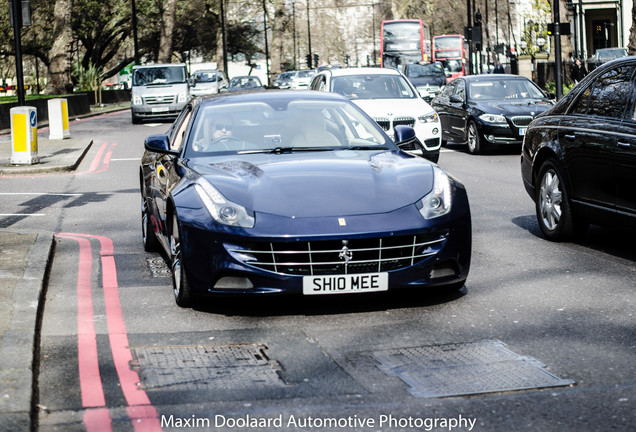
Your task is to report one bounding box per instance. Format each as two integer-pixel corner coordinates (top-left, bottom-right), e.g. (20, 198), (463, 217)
(479, 113), (507, 124)
(194, 179), (255, 228)
(132, 94), (142, 105)
(177, 92), (188, 103)
(417, 166), (452, 219)
(418, 112), (439, 123)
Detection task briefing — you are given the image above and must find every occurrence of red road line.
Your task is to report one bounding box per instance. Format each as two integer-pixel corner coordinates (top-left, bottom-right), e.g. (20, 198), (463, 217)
(55, 234), (112, 432)
(85, 143), (108, 173)
(57, 233), (161, 431)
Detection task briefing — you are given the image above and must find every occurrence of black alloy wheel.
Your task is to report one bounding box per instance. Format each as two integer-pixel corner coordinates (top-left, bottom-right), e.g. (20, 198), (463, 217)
(170, 213), (193, 307)
(141, 191), (160, 252)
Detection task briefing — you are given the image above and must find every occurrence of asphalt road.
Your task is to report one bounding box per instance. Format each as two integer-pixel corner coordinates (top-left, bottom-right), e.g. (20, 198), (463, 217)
(2, 111), (634, 431)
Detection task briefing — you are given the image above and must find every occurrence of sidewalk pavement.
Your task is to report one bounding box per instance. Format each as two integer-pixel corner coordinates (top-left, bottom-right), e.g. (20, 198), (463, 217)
(0, 104), (128, 431)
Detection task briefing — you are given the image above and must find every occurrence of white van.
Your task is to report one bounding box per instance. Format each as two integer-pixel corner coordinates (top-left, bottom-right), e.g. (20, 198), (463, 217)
(131, 63), (190, 124)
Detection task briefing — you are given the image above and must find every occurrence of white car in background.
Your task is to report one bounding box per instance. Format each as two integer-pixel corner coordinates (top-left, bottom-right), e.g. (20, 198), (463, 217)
(290, 69), (317, 89)
(310, 67), (442, 163)
(189, 69), (228, 96)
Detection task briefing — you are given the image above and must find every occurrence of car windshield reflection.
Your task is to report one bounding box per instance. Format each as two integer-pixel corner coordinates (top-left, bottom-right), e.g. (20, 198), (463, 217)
(186, 100), (391, 156)
(469, 80), (547, 100)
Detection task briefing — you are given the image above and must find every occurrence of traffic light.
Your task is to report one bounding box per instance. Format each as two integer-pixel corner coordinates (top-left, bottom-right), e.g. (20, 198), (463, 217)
(474, 9), (482, 26)
(313, 54), (319, 67)
(306, 53), (312, 69)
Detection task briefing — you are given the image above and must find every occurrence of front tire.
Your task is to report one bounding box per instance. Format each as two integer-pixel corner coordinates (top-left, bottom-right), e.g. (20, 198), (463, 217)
(535, 159), (582, 241)
(466, 121), (482, 154)
(170, 214), (193, 307)
(141, 193), (160, 252)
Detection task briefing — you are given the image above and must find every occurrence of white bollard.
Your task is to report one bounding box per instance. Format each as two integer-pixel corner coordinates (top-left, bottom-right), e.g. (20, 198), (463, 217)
(48, 98), (71, 140)
(10, 106), (40, 165)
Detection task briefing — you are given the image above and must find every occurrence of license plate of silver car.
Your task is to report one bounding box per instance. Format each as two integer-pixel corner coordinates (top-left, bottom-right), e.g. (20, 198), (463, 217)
(303, 272), (388, 295)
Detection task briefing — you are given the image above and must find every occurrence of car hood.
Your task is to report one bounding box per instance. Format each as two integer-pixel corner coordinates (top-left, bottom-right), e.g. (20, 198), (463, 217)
(472, 99), (553, 116)
(352, 98), (435, 117)
(185, 151), (434, 218)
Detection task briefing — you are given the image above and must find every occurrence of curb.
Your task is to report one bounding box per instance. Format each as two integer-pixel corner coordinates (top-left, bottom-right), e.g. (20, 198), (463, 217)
(0, 232), (54, 432)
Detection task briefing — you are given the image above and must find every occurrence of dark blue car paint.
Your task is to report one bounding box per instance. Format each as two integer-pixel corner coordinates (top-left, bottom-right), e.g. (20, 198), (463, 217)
(141, 91), (471, 299)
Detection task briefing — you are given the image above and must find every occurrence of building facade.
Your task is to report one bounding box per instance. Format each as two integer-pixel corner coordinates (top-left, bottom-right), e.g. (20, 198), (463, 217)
(568, 0), (632, 60)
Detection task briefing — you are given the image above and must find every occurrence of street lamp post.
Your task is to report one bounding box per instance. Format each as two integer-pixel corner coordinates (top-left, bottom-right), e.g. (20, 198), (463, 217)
(131, 0), (140, 65)
(10, 0), (26, 106)
(262, 0), (270, 86)
(306, 0), (312, 68)
(372, 3), (376, 66)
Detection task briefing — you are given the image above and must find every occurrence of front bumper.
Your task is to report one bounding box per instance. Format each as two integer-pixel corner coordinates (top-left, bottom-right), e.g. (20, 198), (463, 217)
(478, 122), (526, 145)
(131, 101), (187, 119)
(176, 187), (471, 297)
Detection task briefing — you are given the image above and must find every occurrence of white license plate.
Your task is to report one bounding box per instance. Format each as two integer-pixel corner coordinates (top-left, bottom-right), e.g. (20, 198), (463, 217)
(151, 106), (169, 113)
(519, 128), (527, 136)
(303, 272), (388, 295)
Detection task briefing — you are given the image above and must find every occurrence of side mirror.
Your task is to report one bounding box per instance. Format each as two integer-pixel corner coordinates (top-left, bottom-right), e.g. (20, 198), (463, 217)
(188, 77), (197, 87)
(144, 134), (178, 155)
(449, 95), (463, 103)
(394, 125), (419, 152)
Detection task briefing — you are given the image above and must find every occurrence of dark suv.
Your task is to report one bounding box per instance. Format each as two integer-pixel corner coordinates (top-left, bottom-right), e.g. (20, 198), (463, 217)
(521, 57), (636, 240)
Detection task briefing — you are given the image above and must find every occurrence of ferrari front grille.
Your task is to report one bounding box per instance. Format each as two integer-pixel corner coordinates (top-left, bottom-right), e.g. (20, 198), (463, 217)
(226, 234), (447, 276)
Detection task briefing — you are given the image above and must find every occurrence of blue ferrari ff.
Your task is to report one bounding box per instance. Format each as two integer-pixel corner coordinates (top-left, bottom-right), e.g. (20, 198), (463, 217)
(140, 91), (471, 307)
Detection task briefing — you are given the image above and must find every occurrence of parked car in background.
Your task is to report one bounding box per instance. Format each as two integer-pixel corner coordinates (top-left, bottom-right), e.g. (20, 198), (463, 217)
(310, 67), (442, 162)
(140, 91), (471, 307)
(189, 69), (228, 96)
(225, 76), (264, 92)
(431, 74), (553, 154)
(402, 62), (447, 102)
(273, 71), (295, 89)
(131, 63), (190, 124)
(521, 57), (636, 241)
(290, 69), (316, 89)
(587, 47), (627, 70)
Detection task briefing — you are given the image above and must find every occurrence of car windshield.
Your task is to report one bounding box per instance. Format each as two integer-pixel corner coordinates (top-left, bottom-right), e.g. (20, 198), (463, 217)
(597, 48), (627, 61)
(406, 63), (445, 78)
(185, 100), (391, 157)
(468, 79), (546, 100)
(229, 77), (262, 89)
(193, 71), (220, 83)
(332, 74), (418, 100)
(296, 70), (316, 79)
(133, 66), (186, 86)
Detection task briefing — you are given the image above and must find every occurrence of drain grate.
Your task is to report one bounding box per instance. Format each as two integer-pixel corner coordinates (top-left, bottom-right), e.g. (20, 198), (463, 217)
(130, 344), (287, 390)
(372, 340), (574, 398)
(146, 257), (171, 278)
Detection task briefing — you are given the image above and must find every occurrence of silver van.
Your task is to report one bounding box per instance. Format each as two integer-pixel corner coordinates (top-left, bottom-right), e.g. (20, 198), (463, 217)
(131, 63), (189, 124)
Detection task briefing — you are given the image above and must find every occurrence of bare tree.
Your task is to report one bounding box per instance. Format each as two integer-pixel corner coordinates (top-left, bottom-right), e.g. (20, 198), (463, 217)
(158, 0), (177, 63)
(45, 0), (73, 94)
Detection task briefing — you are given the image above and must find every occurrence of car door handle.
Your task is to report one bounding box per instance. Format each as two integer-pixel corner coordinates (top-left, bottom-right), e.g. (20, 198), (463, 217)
(564, 134), (576, 140)
(617, 141), (631, 149)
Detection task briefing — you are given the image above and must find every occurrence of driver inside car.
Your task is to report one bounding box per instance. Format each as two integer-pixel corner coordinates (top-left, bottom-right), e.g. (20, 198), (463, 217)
(211, 116), (234, 142)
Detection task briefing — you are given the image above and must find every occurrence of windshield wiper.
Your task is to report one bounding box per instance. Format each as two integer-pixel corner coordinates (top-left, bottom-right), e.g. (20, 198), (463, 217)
(238, 147), (333, 155)
(348, 145), (390, 151)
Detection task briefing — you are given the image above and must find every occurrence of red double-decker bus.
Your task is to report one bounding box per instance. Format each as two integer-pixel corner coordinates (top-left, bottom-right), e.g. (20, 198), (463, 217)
(380, 19), (431, 69)
(432, 34), (468, 81)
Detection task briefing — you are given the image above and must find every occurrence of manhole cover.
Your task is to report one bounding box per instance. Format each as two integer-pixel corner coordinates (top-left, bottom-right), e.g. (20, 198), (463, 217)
(146, 257), (171, 278)
(130, 344), (288, 390)
(372, 340), (574, 398)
